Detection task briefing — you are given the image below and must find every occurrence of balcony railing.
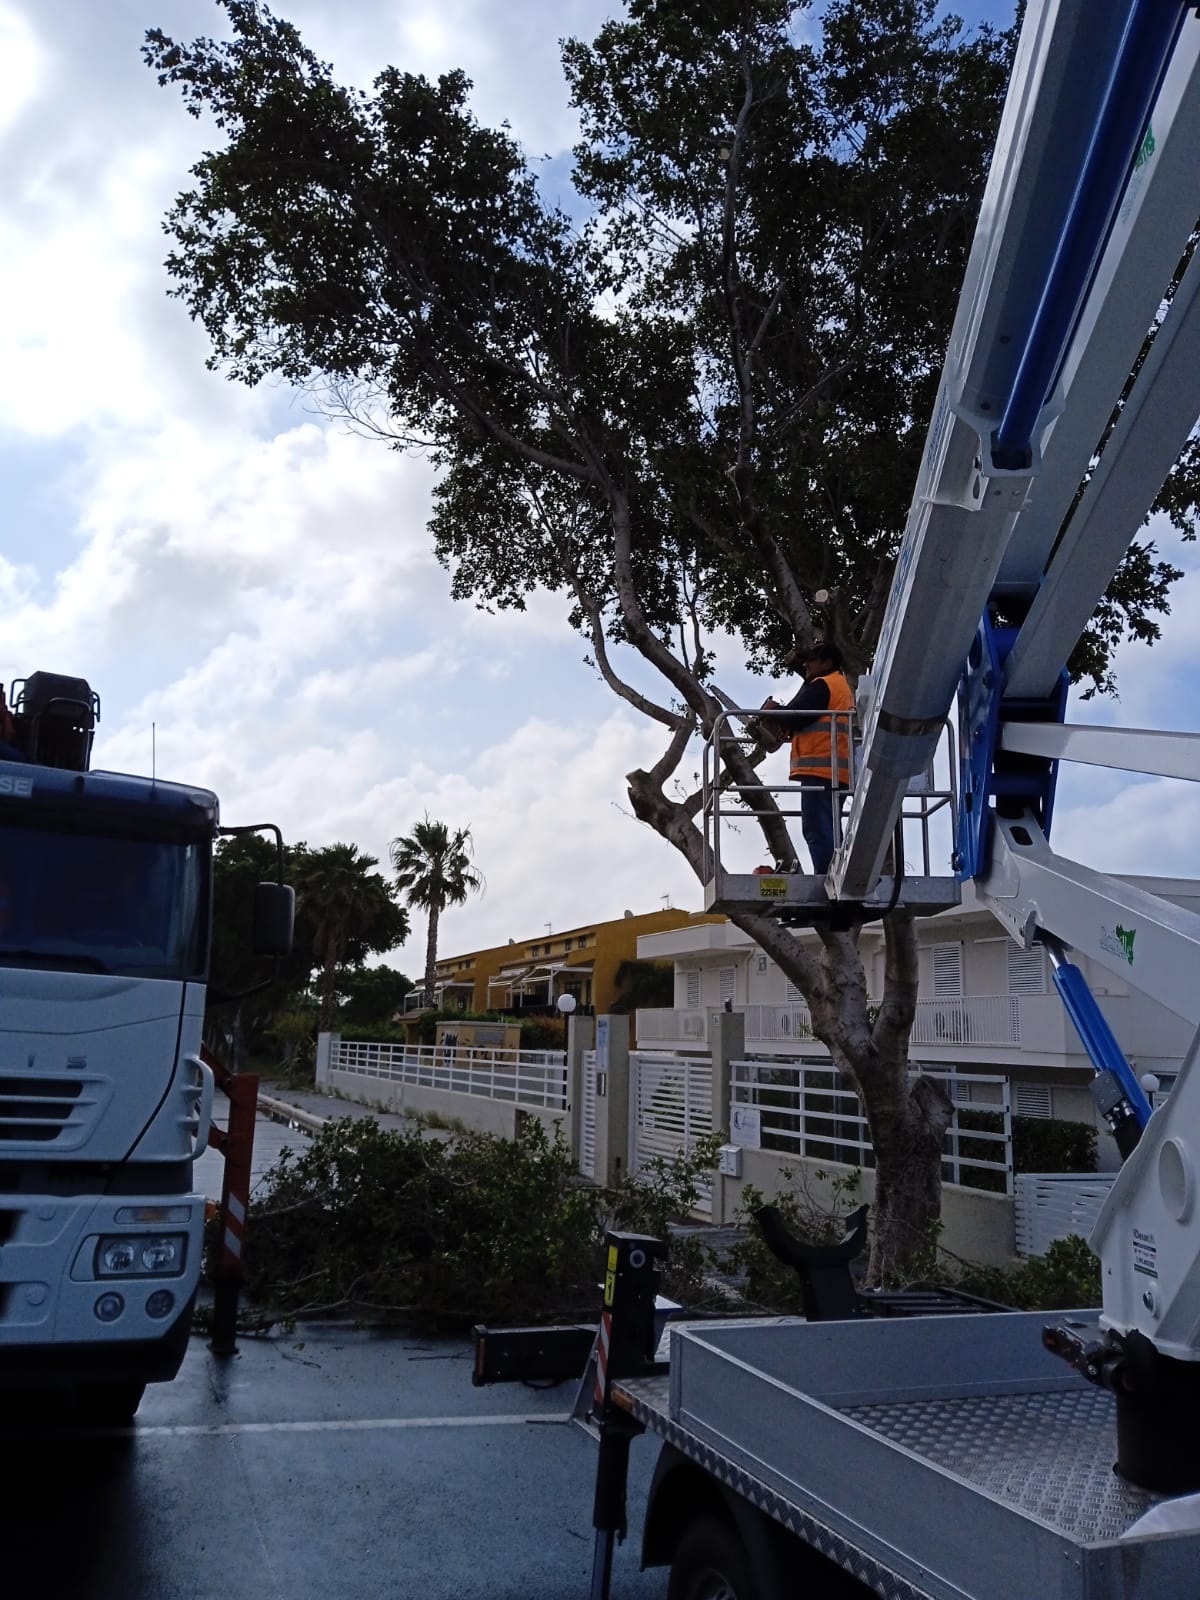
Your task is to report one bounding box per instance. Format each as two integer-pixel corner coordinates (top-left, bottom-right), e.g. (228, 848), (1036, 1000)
(641, 995), (1025, 1050)
(909, 995), (1021, 1046)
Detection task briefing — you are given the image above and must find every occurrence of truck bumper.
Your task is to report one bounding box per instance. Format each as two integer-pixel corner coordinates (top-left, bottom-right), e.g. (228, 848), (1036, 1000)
(0, 1291), (196, 1389)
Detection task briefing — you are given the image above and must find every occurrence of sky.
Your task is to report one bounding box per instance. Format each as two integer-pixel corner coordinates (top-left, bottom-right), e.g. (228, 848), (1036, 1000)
(2, 0), (1197, 978)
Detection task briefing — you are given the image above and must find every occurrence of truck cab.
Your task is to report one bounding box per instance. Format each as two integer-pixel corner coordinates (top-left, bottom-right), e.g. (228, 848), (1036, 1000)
(0, 672), (272, 1422)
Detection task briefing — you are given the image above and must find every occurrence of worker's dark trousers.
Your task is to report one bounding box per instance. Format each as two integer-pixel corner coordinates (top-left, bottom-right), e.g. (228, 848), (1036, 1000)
(800, 779), (836, 876)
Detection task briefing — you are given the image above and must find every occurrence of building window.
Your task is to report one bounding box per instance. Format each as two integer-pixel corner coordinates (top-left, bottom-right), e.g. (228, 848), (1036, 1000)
(756, 954), (769, 975)
(785, 979), (802, 1004)
(718, 966), (736, 1005)
(1015, 1082), (1052, 1120)
(685, 970), (701, 1009)
(932, 943), (964, 998)
(1007, 941), (1046, 996)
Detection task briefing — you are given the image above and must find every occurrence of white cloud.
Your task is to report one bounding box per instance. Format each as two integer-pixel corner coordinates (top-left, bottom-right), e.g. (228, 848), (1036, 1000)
(0, 4), (45, 140)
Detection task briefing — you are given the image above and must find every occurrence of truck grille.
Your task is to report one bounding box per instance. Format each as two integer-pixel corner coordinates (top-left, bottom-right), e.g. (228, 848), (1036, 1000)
(0, 1076), (86, 1142)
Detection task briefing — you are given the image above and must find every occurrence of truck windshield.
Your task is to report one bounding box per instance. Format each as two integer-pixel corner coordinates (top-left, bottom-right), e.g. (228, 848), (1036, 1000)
(0, 822), (207, 980)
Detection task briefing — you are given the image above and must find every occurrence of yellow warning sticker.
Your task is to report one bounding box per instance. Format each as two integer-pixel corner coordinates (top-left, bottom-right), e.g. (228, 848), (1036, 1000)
(757, 876), (788, 898)
(604, 1243), (619, 1305)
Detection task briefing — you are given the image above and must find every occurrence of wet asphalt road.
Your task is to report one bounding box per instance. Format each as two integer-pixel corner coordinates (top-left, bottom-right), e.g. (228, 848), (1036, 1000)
(1, 1327), (666, 1600)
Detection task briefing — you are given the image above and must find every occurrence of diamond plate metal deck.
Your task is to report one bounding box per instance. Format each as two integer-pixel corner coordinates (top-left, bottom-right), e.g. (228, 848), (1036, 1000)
(843, 1388), (1152, 1541)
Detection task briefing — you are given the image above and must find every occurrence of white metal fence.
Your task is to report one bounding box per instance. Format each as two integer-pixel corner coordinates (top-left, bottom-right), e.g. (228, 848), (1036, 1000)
(629, 1050), (714, 1215)
(730, 1060), (1014, 1193)
(332, 1039), (568, 1111)
(580, 1049), (598, 1179)
(1014, 1172), (1116, 1257)
(909, 995), (1021, 1046)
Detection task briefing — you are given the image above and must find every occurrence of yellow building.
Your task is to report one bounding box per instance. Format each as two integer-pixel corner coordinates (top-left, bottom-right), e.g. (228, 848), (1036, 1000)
(426, 908), (726, 1028)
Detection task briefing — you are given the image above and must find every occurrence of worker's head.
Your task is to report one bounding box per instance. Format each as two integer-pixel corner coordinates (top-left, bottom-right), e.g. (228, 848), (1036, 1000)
(797, 641), (842, 679)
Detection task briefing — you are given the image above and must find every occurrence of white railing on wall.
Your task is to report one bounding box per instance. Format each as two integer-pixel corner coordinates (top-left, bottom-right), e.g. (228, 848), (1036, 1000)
(730, 1061), (1013, 1193)
(1014, 1172), (1116, 1258)
(636, 1008), (708, 1043)
(636, 1002), (814, 1046)
(909, 995), (1021, 1046)
(332, 1039), (568, 1111)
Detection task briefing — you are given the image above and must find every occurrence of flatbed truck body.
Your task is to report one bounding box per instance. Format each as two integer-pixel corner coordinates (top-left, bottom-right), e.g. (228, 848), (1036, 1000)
(618, 1313), (1200, 1599)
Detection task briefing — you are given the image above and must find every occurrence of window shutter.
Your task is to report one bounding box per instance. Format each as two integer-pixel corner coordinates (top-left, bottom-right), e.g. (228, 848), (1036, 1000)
(785, 979), (802, 1004)
(718, 966), (736, 1004)
(1007, 941), (1046, 995)
(932, 943), (964, 997)
(1015, 1082), (1052, 1119)
(684, 970), (701, 1009)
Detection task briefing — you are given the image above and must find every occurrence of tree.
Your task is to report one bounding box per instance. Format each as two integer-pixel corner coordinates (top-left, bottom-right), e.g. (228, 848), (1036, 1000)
(207, 831), (314, 1066)
(292, 843), (410, 1031)
(146, 0), (1200, 1277)
(610, 959), (674, 1016)
(389, 817), (485, 1012)
(334, 963), (415, 1027)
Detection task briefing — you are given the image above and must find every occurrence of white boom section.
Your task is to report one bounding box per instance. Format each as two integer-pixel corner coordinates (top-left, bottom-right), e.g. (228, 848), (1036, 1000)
(979, 813), (1200, 1025)
(1003, 233), (1200, 698)
(833, 0), (1200, 899)
(994, 20), (1200, 599)
(1001, 723), (1200, 783)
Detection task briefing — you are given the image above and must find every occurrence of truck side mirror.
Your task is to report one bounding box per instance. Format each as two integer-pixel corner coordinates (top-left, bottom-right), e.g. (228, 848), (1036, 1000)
(253, 882), (295, 957)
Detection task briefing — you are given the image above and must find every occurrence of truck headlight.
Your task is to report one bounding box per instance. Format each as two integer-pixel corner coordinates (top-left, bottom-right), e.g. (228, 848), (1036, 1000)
(96, 1234), (187, 1278)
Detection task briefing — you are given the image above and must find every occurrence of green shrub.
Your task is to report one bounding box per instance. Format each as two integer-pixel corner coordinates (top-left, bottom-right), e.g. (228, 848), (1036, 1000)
(1013, 1114), (1096, 1174)
(244, 1116), (720, 1326)
(954, 1234), (1101, 1311)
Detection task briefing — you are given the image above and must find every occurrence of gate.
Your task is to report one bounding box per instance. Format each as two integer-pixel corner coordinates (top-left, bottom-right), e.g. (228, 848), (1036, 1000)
(629, 1050), (713, 1216)
(580, 1050), (598, 1180)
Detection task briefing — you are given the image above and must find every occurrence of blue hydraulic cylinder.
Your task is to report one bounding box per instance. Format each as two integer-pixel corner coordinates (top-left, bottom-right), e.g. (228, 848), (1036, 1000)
(1052, 957), (1152, 1147)
(993, 0), (1190, 468)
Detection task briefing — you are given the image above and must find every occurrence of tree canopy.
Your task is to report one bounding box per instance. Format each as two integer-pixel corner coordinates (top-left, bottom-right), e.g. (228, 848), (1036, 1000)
(149, 0), (1200, 1275)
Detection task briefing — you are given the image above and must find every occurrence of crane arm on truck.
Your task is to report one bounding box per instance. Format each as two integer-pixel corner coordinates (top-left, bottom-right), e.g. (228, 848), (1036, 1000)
(662, 5), (1200, 1590)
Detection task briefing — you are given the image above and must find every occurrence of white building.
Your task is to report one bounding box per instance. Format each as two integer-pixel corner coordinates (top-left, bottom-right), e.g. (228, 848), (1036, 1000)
(636, 877), (1199, 1169)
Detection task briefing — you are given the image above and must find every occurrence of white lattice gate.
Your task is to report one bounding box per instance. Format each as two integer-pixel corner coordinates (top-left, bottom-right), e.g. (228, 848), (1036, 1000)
(580, 1050), (598, 1179)
(629, 1051), (713, 1216)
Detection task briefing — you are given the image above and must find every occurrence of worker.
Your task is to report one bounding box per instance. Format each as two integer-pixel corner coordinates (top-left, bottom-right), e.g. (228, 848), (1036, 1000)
(762, 642), (854, 875)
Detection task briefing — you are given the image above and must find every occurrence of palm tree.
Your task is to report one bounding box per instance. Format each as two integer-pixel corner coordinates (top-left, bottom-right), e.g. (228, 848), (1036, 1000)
(293, 843), (409, 1032)
(390, 817), (485, 1012)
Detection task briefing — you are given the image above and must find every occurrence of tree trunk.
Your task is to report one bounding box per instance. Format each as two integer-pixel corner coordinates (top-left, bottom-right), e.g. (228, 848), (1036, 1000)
(423, 902), (440, 1012)
(317, 950), (339, 1034)
(729, 906), (951, 1286)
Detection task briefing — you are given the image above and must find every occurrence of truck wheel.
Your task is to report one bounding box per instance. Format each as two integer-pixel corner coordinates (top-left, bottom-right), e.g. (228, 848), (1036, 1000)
(668, 1518), (761, 1600)
(74, 1382), (146, 1426)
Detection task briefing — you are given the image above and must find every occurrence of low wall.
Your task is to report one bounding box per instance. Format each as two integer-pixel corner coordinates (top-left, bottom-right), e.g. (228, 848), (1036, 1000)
(716, 1148), (1017, 1265)
(324, 1066), (569, 1144)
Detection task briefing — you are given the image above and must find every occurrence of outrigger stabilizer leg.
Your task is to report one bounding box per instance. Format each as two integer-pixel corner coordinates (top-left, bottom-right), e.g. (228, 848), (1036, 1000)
(588, 1231), (668, 1600)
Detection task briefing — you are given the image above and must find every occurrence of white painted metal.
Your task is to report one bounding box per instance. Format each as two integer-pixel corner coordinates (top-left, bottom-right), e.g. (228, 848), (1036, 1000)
(1000, 721), (1200, 782)
(1092, 1019), (1200, 1359)
(909, 994), (1021, 1047)
(995, 19), (1200, 595)
(1014, 1172), (1117, 1258)
(580, 1049), (597, 1179)
(629, 1050), (713, 1215)
(978, 813), (1200, 1026)
(1004, 238), (1200, 699)
(730, 1061), (1013, 1191)
(333, 1038), (569, 1110)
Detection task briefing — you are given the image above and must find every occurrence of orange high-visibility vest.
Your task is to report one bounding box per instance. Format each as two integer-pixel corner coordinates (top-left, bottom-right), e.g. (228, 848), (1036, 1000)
(789, 671), (853, 784)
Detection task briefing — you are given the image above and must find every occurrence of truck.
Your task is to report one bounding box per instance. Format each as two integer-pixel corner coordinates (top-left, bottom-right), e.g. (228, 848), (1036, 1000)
(0, 670), (293, 1423)
(481, 1), (1200, 1594)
